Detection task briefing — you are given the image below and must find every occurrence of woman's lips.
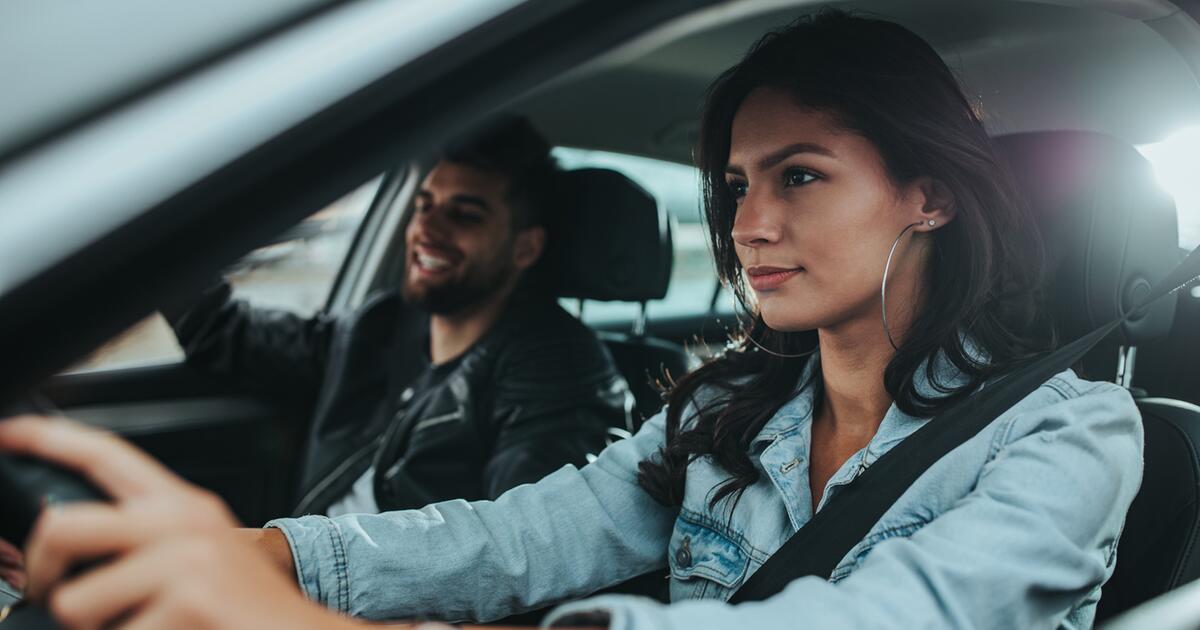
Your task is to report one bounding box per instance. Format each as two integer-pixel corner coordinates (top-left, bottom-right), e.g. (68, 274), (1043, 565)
(746, 265), (803, 291)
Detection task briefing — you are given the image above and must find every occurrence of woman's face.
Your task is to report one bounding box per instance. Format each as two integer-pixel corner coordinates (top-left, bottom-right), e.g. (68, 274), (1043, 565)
(727, 87), (938, 335)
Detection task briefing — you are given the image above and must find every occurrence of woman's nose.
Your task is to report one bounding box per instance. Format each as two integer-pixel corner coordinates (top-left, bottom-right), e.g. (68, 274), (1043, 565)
(731, 191), (782, 247)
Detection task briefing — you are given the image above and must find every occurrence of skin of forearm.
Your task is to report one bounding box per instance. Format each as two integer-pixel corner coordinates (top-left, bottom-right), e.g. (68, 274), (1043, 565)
(241, 527), (298, 582)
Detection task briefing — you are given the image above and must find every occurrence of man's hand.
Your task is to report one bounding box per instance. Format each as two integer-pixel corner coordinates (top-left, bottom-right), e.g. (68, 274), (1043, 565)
(0, 416), (357, 630)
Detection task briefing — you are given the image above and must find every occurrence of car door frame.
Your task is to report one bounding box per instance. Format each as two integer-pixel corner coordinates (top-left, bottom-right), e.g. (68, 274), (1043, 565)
(0, 0), (727, 403)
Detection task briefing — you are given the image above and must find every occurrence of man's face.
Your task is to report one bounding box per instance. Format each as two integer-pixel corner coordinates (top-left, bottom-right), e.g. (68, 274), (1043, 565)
(402, 161), (543, 315)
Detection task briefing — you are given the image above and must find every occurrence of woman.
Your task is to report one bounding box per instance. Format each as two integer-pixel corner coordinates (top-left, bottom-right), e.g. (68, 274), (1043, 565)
(3, 10), (1141, 629)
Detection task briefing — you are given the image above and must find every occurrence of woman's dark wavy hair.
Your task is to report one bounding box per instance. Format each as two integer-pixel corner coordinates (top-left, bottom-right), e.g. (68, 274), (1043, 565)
(637, 9), (1054, 508)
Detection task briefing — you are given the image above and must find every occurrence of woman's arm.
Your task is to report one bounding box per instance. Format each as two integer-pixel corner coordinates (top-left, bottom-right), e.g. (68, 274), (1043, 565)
(0, 417), (602, 630)
(543, 383), (1144, 629)
(268, 411), (677, 623)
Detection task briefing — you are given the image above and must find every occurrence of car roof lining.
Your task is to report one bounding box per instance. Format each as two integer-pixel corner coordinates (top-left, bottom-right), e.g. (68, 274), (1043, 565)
(513, 0), (1200, 164)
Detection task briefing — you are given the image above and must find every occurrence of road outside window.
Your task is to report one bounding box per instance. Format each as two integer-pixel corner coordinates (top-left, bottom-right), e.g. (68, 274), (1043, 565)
(1139, 127), (1200, 301)
(68, 179), (381, 372)
(1139, 127), (1200, 250)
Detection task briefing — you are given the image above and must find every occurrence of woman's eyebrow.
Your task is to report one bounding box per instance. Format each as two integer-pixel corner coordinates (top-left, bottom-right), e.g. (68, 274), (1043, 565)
(726, 142), (836, 176)
(758, 142), (836, 170)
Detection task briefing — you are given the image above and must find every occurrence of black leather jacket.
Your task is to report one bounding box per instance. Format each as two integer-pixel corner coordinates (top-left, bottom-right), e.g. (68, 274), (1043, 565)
(165, 283), (630, 516)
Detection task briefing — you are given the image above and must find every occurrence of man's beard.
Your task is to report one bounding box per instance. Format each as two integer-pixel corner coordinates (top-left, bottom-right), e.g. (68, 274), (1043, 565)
(402, 251), (517, 316)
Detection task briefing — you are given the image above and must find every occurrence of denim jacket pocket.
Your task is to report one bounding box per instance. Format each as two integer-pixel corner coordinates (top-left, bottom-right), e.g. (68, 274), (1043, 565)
(668, 512), (752, 600)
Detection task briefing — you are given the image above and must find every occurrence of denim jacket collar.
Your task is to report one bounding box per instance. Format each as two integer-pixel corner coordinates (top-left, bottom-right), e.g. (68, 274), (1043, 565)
(754, 337), (981, 434)
(750, 354), (820, 450)
(749, 339), (981, 504)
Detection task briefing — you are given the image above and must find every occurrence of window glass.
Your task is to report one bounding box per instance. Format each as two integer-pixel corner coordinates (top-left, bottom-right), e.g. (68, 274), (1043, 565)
(68, 178), (381, 372)
(552, 148), (722, 325)
(1138, 126), (1200, 249)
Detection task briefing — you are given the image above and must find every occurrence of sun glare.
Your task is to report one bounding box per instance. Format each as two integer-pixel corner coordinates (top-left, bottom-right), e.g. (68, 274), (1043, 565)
(1139, 126), (1200, 249)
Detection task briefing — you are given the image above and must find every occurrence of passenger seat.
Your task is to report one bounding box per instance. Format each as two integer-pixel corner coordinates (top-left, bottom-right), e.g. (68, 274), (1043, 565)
(547, 168), (691, 431)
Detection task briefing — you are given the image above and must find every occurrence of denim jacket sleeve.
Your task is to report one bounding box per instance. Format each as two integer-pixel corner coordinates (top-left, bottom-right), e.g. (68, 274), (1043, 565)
(545, 383), (1143, 629)
(265, 410), (677, 622)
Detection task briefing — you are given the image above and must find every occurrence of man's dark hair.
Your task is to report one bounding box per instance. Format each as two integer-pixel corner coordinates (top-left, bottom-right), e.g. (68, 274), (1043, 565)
(441, 115), (559, 231)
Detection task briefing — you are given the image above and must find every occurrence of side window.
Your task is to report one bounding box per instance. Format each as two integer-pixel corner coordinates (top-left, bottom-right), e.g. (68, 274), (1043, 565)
(1139, 126), (1200, 250)
(68, 178), (382, 372)
(552, 148), (730, 325)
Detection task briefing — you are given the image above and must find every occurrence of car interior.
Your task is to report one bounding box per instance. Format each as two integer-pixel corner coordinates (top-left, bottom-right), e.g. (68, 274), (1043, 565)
(996, 130), (1192, 621)
(5, 0), (1200, 626)
(549, 167), (688, 429)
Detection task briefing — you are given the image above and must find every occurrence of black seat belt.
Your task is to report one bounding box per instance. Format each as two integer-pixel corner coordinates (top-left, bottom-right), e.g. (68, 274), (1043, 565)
(729, 246), (1200, 604)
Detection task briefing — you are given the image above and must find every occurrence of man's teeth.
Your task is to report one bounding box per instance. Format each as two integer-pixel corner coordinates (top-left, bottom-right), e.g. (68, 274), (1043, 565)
(417, 253), (451, 270)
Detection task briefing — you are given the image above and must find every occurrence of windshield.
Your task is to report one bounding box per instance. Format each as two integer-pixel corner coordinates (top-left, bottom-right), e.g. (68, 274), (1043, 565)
(0, 0), (338, 161)
(0, 0), (524, 299)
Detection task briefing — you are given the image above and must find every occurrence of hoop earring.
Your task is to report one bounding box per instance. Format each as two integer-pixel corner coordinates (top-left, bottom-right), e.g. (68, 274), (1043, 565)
(881, 221), (926, 351)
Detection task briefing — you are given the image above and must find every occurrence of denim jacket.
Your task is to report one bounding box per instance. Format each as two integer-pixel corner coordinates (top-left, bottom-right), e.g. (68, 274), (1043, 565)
(268, 354), (1143, 629)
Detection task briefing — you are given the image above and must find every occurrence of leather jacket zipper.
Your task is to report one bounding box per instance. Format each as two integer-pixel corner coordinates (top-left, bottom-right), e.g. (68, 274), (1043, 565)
(292, 436), (381, 515)
(294, 385), (419, 515)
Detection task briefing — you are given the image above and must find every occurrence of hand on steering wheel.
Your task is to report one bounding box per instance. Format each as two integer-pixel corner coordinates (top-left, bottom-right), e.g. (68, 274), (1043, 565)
(0, 537), (25, 593)
(0, 416), (353, 630)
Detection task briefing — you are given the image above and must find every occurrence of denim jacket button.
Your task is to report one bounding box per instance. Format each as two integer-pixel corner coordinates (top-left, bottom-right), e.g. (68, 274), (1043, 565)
(675, 535), (692, 568)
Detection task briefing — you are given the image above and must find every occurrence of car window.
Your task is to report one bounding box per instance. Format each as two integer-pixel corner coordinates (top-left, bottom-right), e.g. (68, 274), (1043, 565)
(67, 178), (381, 372)
(1138, 126), (1200, 249)
(552, 147), (730, 326)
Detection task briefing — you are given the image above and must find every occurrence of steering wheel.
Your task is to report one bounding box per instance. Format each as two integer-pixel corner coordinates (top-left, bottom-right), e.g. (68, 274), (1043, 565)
(0, 453), (106, 550)
(0, 394), (107, 549)
(0, 395), (107, 628)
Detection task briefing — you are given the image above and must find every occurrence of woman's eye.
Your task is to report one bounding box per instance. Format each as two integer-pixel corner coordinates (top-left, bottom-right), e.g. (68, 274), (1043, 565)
(784, 168), (819, 187)
(727, 180), (748, 199)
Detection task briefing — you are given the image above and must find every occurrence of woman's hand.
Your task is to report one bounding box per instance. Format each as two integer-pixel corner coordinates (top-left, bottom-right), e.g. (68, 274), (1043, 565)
(0, 416), (356, 630)
(0, 537), (26, 593)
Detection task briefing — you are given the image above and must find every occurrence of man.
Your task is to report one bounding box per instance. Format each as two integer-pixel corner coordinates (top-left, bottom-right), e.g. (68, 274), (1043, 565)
(165, 116), (630, 517)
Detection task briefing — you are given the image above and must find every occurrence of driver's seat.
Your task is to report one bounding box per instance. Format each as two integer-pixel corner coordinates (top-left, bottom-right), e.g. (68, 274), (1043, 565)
(995, 130), (1200, 621)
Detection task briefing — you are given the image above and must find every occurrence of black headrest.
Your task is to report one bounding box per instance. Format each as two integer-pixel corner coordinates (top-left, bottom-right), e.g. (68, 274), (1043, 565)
(995, 131), (1178, 345)
(547, 168), (673, 302)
